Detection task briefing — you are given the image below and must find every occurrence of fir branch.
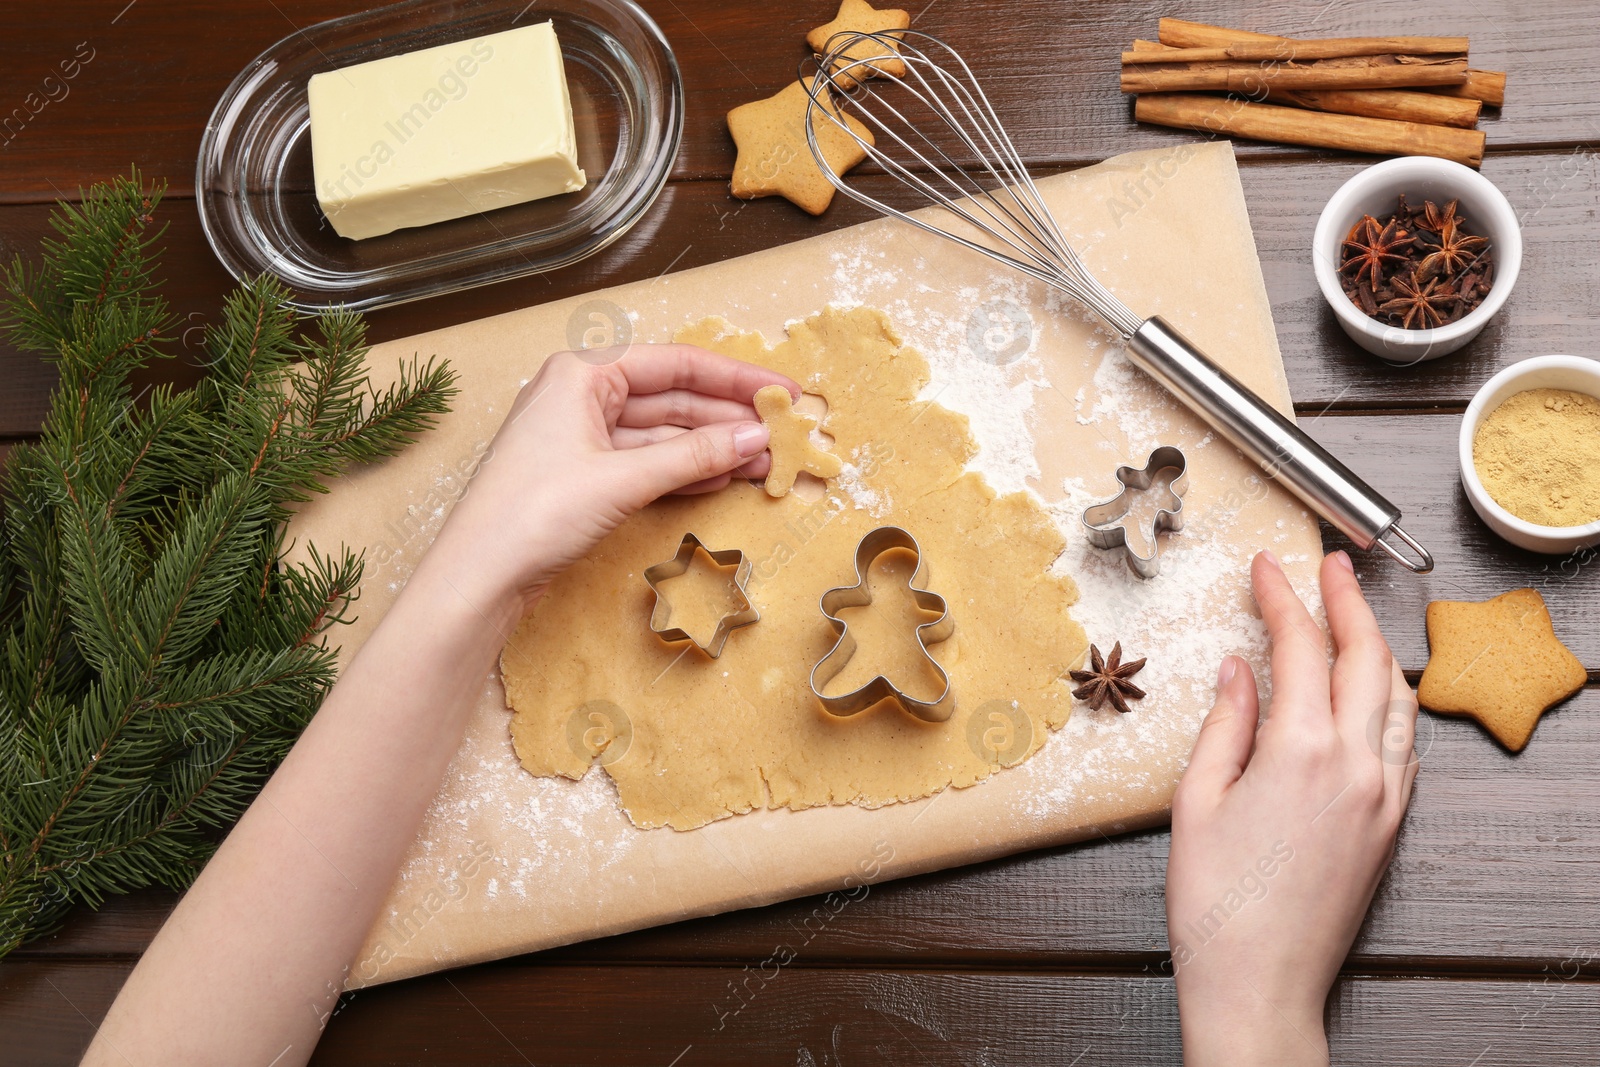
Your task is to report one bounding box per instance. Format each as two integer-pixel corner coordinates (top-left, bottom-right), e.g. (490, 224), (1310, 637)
(55, 486), (141, 673)
(318, 354), (459, 463)
(203, 275), (299, 408)
(129, 472), (263, 669)
(0, 169), (167, 356)
(292, 308), (371, 442)
(0, 172), (454, 955)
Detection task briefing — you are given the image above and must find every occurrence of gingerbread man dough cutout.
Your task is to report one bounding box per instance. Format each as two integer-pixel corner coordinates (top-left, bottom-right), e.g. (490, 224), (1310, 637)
(754, 384), (842, 498)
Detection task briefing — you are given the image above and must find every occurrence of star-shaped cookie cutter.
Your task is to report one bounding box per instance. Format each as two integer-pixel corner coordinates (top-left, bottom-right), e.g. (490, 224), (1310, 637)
(809, 526), (956, 722)
(643, 533), (760, 658)
(1082, 445), (1189, 580)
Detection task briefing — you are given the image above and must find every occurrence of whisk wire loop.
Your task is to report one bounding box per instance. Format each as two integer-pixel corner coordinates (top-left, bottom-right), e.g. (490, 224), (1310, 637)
(802, 30), (1142, 337)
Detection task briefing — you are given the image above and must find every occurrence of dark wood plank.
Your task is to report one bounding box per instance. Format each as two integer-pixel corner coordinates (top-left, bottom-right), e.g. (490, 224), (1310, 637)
(0, 0), (408, 206)
(7, 960), (1600, 1067)
(6, 145), (1598, 433)
(0, 962), (130, 1067)
(0, 0), (1584, 203)
(9, 888), (180, 961)
(312, 967), (1600, 1066)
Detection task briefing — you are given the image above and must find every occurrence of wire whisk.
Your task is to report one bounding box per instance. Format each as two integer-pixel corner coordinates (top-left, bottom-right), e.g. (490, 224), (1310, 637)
(803, 31), (1141, 338)
(800, 31), (1433, 573)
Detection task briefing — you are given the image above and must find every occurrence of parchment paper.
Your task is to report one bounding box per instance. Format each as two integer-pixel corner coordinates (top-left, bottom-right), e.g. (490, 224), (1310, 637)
(282, 142), (1324, 985)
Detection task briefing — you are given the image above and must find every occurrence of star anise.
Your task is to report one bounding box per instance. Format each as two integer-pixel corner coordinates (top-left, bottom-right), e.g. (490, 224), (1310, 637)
(1422, 197), (1462, 234)
(1340, 214), (1414, 291)
(1417, 214), (1489, 282)
(1378, 273), (1457, 330)
(1068, 641), (1147, 714)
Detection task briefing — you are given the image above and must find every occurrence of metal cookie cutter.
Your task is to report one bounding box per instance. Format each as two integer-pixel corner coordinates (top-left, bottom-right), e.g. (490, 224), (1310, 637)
(1082, 445), (1189, 580)
(809, 526), (956, 722)
(643, 533), (759, 658)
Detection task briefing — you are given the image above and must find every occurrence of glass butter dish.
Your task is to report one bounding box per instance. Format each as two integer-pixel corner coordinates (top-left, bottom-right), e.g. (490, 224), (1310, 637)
(197, 0), (683, 312)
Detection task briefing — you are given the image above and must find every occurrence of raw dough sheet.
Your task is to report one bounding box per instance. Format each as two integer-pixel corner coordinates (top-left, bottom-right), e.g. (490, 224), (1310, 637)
(502, 306), (1088, 831)
(283, 142), (1324, 985)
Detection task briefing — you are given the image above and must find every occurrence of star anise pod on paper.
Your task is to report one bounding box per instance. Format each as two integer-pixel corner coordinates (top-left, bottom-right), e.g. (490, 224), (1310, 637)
(1068, 641), (1147, 714)
(1379, 273), (1458, 330)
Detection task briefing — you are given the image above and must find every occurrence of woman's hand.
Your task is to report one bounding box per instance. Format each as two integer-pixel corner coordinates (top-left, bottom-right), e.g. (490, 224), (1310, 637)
(1166, 550), (1418, 1066)
(426, 344), (796, 616)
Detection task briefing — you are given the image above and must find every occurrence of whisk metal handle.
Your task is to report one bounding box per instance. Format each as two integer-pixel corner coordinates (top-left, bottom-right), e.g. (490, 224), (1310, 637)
(1129, 318), (1433, 573)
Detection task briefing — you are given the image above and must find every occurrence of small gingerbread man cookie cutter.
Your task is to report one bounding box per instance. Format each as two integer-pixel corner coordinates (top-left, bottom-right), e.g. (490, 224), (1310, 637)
(1082, 445), (1189, 580)
(809, 526), (955, 722)
(643, 533), (760, 658)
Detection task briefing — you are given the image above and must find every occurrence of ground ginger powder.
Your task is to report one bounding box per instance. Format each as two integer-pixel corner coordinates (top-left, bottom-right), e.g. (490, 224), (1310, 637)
(1473, 387), (1600, 527)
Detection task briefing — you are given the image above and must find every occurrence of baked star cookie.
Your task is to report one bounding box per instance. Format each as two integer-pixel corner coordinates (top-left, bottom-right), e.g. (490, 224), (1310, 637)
(807, 0), (912, 89)
(727, 77), (873, 215)
(753, 384), (842, 497)
(1418, 587), (1586, 751)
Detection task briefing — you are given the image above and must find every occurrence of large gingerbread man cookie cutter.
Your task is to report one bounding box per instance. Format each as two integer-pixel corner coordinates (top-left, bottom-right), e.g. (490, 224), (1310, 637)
(809, 526), (955, 722)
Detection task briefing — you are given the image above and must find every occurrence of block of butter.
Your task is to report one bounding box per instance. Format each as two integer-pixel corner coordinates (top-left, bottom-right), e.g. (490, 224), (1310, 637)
(307, 22), (586, 240)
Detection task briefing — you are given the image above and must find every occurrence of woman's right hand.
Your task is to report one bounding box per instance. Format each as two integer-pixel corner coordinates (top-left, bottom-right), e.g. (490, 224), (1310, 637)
(424, 343), (798, 619)
(1166, 550), (1418, 1066)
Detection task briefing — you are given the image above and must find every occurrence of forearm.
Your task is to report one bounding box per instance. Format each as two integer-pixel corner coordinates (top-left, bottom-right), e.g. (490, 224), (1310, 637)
(86, 539), (522, 1066)
(84, 342), (789, 1065)
(1179, 983), (1329, 1066)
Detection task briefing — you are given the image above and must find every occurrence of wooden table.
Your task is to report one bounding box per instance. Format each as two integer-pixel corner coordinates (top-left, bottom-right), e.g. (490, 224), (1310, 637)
(4, 1), (1600, 1062)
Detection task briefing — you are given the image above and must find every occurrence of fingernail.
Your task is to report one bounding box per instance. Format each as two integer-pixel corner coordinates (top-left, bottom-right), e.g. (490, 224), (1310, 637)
(1217, 656), (1237, 687)
(1331, 549), (1355, 573)
(733, 422), (769, 458)
(1260, 549), (1279, 567)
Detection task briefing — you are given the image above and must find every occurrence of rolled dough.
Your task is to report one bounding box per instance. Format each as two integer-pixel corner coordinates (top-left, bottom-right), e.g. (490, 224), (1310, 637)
(502, 306), (1089, 830)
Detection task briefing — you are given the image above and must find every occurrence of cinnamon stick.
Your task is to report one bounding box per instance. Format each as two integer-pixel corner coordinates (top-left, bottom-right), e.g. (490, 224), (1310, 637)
(1121, 36), (1469, 64)
(1430, 69), (1507, 107)
(1157, 18), (1506, 106)
(1122, 57), (1469, 95)
(1266, 87), (1481, 128)
(1128, 39), (1482, 126)
(1133, 93), (1486, 168)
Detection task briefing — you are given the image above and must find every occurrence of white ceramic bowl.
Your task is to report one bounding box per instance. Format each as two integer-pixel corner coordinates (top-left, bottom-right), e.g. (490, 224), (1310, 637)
(1313, 156), (1521, 364)
(1459, 355), (1600, 554)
